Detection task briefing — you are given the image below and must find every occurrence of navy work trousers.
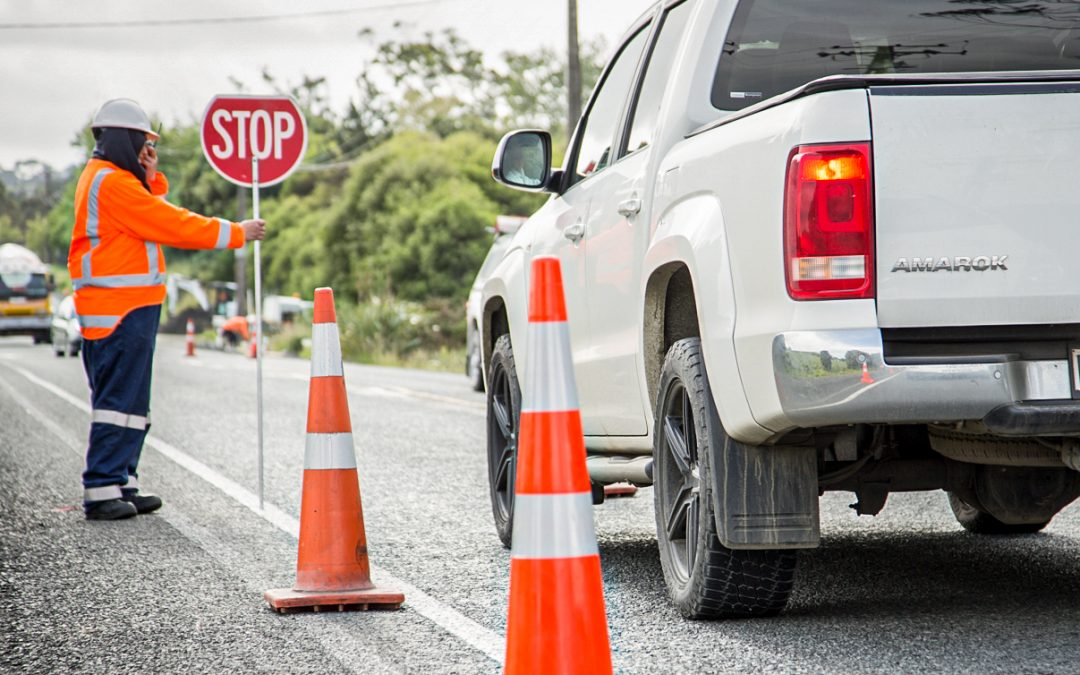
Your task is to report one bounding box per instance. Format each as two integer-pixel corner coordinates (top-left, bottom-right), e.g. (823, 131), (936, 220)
(81, 304), (160, 504)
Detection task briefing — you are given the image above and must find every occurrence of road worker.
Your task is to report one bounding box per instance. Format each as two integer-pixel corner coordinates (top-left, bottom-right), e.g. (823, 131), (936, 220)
(69, 98), (266, 520)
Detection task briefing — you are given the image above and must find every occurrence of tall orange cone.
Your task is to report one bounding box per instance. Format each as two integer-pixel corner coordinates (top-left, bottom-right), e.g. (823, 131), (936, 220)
(265, 287), (404, 613)
(504, 256), (612, 674)
(248, 330), (258, 358)
(185, 318), (196, 357)
(861, 361), (875, 384)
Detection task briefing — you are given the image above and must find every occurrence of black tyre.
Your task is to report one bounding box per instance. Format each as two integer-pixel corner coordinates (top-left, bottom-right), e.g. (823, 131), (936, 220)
(486, 334), (520, 548)
(466, 323), (484, 392)
(654, 338), (797, 619)
(53, 335), (65, 357)
(947, 492), (1049, 535)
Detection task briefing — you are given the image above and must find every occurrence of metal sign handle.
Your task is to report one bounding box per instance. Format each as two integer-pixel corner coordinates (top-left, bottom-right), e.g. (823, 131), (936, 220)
(252, 157), (264, 511)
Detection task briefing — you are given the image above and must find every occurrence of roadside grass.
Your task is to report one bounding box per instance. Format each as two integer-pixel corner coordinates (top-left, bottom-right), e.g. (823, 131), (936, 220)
(266, 296), (468, 374)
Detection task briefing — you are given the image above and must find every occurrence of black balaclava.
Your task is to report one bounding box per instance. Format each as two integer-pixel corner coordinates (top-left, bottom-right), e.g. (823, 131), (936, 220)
(93, 127), (150, 192)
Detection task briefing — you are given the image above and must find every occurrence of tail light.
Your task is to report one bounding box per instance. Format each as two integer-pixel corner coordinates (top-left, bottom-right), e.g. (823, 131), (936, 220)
(784, 143), (874, 300)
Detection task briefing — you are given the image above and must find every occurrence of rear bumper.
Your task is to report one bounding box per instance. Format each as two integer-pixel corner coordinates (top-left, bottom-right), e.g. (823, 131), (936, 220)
(0, 315), (51, 335)
(773, 329), (1074, 434)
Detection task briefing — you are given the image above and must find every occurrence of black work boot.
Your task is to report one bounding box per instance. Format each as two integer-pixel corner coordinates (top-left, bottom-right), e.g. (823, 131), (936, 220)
(122, 490), (163, 514)
(85, 498), (138, 521)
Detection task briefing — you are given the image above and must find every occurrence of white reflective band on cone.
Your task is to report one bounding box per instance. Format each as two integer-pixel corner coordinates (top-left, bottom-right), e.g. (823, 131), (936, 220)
(310, 324), (344, 378)
(84, 485), (123, 501)
(304, 432), (357, 470)
(511, 492), (599, 559)
(92, 409), (148, 430)
(522, 322), (579, 413)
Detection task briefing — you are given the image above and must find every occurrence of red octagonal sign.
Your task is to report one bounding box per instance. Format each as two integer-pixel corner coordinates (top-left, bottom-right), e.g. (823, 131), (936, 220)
(200, 95), (307, 187)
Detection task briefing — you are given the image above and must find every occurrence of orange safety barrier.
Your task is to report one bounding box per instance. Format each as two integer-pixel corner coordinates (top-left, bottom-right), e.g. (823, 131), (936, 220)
(504, 256), (612, 674)
(264, 287), (404, 613)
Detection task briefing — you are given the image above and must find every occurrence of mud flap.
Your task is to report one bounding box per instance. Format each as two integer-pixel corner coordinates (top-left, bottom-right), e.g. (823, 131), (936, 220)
(711, 439), (820, 549)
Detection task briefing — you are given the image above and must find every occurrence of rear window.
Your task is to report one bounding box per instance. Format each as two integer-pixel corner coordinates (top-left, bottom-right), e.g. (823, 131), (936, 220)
(0, 272), (47, 300)
(713, 0), (1080, 110)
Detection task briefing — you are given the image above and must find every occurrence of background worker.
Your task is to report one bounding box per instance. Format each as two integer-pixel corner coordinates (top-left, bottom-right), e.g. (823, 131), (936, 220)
(69, 98), (266, 521)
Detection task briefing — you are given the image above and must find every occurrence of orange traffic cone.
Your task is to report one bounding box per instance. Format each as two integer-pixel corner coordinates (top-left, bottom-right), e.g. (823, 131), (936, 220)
(185, 319), (195, 357)
(264, 287), (404, 613)
(248, 331), (258, 359)
(861, 361), (875, 384)
(504, 257), (612, 674)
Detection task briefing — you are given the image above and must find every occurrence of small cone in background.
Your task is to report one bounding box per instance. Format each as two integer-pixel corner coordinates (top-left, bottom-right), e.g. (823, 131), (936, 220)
(504, 256), (612, 674)
(248, 331), (258, 358)
(185, 319), (196, 357)
(861, 361), (875, 384)
(264, 287), (404, 613)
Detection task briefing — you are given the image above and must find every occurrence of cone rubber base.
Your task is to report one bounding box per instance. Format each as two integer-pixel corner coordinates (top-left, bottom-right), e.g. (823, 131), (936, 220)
(603, 483), (638, 498)
(264, 587), (404, 613)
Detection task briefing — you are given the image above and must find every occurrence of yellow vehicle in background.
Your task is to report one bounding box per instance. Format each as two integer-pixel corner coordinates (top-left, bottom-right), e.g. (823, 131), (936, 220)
(0, 243), (52, 344)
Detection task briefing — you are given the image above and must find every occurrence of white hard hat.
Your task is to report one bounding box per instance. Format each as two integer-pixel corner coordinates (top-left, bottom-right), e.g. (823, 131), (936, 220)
(91, 98), (159, 140)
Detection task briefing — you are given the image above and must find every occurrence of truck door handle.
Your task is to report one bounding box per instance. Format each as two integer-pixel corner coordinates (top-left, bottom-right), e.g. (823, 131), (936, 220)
(564, 221), (585, 243)
(617, 198), (641, 217)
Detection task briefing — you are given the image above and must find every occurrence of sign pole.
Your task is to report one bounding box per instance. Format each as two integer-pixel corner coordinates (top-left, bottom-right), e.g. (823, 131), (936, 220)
(252, 156), (264, 511)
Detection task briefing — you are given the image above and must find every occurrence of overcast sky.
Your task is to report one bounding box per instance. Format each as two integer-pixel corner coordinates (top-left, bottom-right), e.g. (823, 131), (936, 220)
(0, 0), (656, 171)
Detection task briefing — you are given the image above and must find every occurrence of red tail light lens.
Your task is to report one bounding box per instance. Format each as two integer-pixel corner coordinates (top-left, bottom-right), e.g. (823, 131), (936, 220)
(784, 143), (874, 300)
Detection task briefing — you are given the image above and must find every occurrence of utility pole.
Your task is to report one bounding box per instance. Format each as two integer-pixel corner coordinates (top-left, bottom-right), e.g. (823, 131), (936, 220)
(567, 0), (582, 138)
(235, 185), (248, 316)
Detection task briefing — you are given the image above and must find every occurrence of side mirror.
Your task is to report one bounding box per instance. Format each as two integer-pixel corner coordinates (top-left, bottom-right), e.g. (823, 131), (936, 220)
(492, 130), (553, 192)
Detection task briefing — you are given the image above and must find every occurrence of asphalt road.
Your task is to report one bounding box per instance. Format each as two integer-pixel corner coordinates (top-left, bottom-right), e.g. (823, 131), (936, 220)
(2, 334), (1079, 673)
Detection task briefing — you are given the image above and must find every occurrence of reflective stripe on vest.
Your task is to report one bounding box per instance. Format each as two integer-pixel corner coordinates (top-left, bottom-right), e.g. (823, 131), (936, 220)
(92, 409), (148, 431)
(81, 168), (114, 282)
(214, 219), (232, 249)
(78, 314), (122, 328)
(76, 167), (166, 292)
(73, 272), (165, 290)
(84, 485), (123, 502)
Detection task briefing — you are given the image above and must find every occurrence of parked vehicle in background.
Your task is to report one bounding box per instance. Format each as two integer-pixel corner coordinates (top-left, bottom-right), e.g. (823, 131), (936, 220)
(0, 243), (51, 344)
(50, 295), (81, 358)
(483, 0), (1080, 619)
(466, 215), (526, 391)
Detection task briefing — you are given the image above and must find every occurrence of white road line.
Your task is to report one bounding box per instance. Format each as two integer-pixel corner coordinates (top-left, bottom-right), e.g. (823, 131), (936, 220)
(9, 365), (505, 664)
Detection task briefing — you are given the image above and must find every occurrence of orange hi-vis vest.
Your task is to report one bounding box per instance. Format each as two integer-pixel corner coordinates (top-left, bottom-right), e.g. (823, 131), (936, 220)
(68, 159), (245, 340)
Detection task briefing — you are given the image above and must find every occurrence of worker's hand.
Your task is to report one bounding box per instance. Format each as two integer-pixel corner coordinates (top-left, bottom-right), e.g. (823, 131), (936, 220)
(139, 143), (158, 183)
(240, 219), (266, 241)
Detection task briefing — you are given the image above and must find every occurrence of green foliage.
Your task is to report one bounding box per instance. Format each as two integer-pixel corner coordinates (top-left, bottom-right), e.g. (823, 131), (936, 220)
(324, 130), (542, 303)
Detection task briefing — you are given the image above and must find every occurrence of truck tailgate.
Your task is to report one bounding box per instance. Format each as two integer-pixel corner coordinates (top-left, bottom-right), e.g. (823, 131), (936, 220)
(871, 82), (1080, 328)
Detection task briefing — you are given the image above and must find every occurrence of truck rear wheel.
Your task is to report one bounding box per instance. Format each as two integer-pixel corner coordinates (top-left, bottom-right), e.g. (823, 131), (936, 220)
(654, 338), (796, 618)
(947, 492), (1049, 535)
(486, 334), (520, 548)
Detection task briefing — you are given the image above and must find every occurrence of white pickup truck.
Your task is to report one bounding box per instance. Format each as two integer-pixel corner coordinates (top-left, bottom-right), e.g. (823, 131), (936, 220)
(482, 0), (1080, 618)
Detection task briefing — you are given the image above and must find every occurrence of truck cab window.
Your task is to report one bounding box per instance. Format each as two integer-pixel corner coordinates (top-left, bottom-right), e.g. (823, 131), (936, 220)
(712, 0), (1080, 111)
(572, 27), (649, 184)
(625, 1), (693, 155)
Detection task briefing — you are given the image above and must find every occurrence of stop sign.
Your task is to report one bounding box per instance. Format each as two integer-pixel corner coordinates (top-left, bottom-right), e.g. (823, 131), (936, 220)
(200, 95), (307, 187)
